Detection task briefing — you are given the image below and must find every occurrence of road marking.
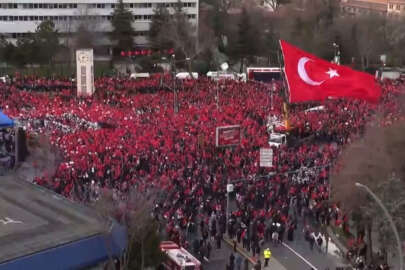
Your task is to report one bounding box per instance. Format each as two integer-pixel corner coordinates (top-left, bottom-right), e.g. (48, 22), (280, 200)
(0, 217), (23, 225)
(282, 242), (318, 270)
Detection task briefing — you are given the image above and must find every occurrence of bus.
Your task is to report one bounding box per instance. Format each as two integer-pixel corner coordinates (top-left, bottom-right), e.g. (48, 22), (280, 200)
(160, 241), (201, 270)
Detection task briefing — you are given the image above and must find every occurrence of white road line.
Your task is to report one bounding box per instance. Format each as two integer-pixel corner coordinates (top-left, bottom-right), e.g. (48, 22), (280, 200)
(282, 242), (318, 270)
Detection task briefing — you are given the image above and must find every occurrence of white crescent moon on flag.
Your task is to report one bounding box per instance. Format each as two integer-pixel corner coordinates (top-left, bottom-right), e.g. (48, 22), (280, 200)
(297, 57), (324, 86)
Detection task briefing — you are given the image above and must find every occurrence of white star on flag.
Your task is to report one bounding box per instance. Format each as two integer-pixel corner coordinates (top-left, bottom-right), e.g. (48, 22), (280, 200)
(326, 68), (339, 78)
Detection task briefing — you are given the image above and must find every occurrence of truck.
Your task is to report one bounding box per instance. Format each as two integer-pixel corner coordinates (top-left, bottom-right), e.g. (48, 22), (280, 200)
(160, 241), (201, 270)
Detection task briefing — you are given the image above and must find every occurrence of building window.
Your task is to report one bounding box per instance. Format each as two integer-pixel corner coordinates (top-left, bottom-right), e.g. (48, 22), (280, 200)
(389, 4), (394, 9)
(396, 4), (401, 10)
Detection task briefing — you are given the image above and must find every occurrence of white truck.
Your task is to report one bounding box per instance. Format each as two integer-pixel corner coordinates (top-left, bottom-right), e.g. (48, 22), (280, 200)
(269, 133), (287, 147)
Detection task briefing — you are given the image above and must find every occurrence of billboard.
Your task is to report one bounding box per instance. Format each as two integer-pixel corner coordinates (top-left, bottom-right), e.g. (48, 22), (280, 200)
(247, 67), (281, 82)
(216, 125), (241, 147)
(76, 49), (95, 97)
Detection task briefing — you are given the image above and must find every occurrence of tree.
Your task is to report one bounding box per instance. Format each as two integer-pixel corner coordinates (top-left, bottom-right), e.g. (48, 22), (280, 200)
(149, 7), (172, 49)
(233, 7), (258, 71)
(93, 187), (164, 270)
(331, 120), (405, 264)
(34, 20), (60, 64)
(154, 1), (215, 74)
(110, 0), (135, 55)
(75, 24), (96, 49)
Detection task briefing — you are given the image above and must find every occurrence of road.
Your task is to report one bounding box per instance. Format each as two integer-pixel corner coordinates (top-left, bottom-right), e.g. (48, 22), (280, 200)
(203, 198), (348, 270)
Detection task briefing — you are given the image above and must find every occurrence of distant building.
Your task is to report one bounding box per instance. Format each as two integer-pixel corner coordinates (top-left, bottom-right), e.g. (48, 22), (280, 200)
(340, 0), (405, 16)
(0, 0), (199, 51)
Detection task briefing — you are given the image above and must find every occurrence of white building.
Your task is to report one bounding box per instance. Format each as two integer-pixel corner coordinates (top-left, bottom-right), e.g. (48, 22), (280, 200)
(0, 0), (199, 50)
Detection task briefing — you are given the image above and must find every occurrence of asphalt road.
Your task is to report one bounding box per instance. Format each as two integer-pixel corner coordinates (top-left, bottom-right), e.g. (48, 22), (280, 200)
(202, 198), (348, 270)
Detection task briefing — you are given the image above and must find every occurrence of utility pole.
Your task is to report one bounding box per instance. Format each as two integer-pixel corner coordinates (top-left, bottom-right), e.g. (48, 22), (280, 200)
(171, 54), (178, 113)
(271, 79), (275, 111)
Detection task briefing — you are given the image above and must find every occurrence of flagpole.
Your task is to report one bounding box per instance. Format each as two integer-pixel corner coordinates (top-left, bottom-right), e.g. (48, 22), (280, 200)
(277, 41), (290, 131)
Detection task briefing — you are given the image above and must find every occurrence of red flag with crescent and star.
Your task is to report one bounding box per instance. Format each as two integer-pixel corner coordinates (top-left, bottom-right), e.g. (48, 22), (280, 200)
(280, 40), (381, 103)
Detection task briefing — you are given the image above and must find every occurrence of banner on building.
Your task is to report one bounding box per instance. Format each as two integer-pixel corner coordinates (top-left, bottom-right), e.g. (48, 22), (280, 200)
(76, 49), (95, 97)
(215, 125), (241, 147)
(260, 148), (273, 167)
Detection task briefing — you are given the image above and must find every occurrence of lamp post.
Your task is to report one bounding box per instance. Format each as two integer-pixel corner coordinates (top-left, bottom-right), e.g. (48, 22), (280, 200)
(271, 78), (276, 111)
(171, 54), (178, 113)
(216, 62), (229, 109)
(226, 183), (234, 237)
(355, 182), (403, 270)
(333, 42), (340, 65)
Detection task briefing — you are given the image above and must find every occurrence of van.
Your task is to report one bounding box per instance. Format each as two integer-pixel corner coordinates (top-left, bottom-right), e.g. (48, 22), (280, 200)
(269, 133), (287, 147)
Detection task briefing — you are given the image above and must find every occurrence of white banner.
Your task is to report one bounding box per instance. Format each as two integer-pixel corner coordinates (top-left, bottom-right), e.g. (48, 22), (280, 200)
(260, 148), (273, 167)
(76, 49), (94, 97)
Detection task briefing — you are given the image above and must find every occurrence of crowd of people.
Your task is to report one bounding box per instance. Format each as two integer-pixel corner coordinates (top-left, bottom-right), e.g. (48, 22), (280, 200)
(0, 74), (404, 269)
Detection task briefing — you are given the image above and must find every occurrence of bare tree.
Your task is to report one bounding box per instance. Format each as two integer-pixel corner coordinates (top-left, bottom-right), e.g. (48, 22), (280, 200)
(331, 120), (405, 264)
(157, 4), (216, 67)
(94, 186), (163, 270)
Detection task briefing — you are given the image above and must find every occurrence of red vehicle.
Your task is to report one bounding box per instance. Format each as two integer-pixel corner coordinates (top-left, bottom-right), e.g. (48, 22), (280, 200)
(160, 241), (201, 270)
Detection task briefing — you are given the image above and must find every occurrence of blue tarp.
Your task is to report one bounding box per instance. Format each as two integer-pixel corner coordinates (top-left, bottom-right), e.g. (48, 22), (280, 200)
(0, 111), (13, 128)
(0, 222), (127, 270)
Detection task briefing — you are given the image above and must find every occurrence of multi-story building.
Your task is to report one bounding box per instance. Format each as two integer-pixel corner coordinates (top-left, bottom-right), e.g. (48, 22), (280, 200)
(0, 0), (199, 48)
(341, 0), (405, 16)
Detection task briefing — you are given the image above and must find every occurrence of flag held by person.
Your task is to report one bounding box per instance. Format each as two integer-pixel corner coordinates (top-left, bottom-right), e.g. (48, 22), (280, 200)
(280, 40), (381, 103)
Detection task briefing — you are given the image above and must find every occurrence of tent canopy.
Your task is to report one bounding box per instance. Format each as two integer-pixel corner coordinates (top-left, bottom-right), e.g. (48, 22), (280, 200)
(0, 111), (14, 128)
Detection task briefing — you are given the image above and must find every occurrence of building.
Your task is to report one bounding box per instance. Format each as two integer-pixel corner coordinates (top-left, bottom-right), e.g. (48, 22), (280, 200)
(341, 0), (405, 16)
(0, 175), (127, 270)
(0, 0), (199, 51)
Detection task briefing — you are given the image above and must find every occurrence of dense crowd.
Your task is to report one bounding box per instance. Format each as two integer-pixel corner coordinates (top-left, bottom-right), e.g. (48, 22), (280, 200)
(0, 75), (404, 269)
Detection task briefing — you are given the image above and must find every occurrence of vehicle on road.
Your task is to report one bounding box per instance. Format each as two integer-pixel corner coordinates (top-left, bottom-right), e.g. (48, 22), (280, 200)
(160, 241), (201, 270)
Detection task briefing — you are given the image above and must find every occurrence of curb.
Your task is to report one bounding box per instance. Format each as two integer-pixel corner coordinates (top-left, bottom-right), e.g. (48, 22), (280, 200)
(327, 227), (348, 256)
(223, 236), (257, 265)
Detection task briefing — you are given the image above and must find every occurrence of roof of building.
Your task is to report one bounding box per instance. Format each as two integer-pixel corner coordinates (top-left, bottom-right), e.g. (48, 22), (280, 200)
(0, 175), (127, 270)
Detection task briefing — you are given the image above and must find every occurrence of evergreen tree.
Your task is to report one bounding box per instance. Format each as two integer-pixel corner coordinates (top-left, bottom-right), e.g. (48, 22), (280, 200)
(110, 0), (135, 55)
(234, 7), (257, 71)
(13, 37), (34, 67)
(34, 20), (60, 64)
(149, 7), (172, 49)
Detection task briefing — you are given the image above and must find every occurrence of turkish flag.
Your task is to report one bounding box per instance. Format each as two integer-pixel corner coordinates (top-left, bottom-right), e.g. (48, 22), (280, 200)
(280, 40), (381, 103)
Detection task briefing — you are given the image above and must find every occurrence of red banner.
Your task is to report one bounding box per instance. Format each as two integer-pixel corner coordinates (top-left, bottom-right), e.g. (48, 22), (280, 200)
(216, 125), (241, 147)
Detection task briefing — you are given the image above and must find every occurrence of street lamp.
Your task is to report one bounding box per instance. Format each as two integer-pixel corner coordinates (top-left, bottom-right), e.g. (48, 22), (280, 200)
(171, 54), (178, 113)
(355, 182), (403, 270)
(332, 43), (341, 65)
(216, 62), (229, 109)
(226, 183), (234, 236)
(271, 78), (276, 111)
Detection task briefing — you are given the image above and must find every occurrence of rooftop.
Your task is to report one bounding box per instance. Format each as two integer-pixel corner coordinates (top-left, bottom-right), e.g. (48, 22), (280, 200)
(0, 174), (109, 267)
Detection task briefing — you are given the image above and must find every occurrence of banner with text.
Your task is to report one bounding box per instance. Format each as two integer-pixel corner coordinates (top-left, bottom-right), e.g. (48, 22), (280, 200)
(216, 125), (241, 147)
(260, 148), (273, 167)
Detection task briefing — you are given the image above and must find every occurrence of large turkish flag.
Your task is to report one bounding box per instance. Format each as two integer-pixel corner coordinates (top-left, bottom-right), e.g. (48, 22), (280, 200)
(280, 40), (381, 103)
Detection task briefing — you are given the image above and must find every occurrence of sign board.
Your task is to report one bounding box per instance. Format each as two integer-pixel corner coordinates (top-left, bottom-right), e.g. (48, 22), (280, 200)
(216, 125), (241, 147)
(247, 67), (281, 82)
(76, 49), (94, 97)
(260, 148), (273, 167)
